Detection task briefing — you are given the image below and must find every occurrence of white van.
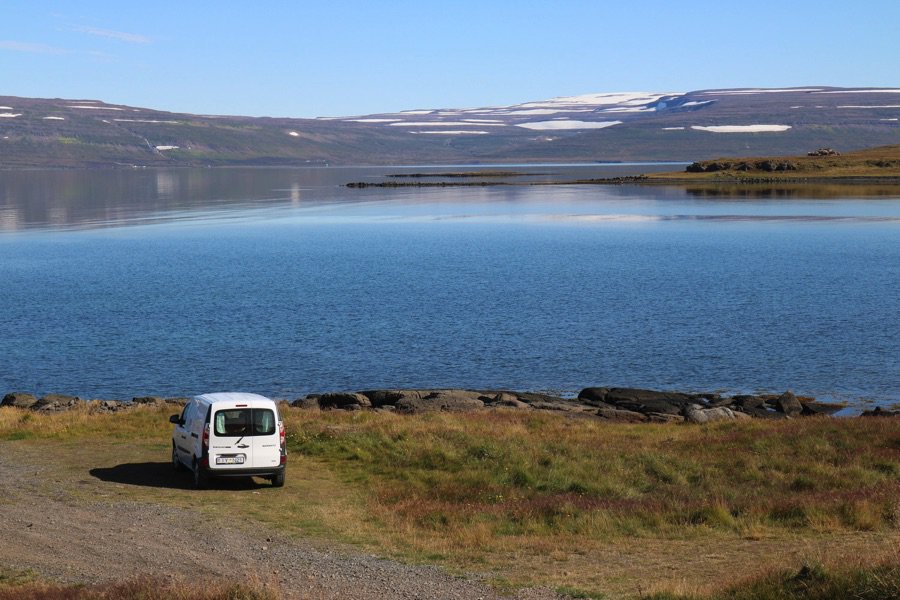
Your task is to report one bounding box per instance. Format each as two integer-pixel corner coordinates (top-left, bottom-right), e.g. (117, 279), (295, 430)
(170, 392), (286, 488)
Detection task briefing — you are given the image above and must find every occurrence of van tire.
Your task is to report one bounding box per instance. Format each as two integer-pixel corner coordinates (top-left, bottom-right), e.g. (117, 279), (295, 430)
(272, 469), (285, 487)
(192, 458), (206, 489)
(172, 445), (183, 471)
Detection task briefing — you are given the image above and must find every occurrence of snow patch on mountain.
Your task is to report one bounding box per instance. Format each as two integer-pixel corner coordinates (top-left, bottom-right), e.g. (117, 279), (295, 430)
(837, 105), (900, 109)
(691, 125), (792, 133)
(67, 105), (125, 111)
(519, 92), (678, 108)
(516, 120), (623, 130)
(410, 130), (489, 135)
(814, 89), (900, 94)
(496, 108), (590, 116)
(702, 88), (825, 95)
(390, 121), (505, 127)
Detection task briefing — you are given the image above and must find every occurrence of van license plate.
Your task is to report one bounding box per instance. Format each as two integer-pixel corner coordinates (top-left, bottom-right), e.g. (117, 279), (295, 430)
(216, 456), (245, 465)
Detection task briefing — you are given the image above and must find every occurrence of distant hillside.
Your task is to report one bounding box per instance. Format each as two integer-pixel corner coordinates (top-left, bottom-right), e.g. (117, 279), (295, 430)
(1, 87), (899, 168)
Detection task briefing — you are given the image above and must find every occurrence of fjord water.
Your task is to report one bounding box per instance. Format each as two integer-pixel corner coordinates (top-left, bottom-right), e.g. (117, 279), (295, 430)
(1, 166), (898, 407)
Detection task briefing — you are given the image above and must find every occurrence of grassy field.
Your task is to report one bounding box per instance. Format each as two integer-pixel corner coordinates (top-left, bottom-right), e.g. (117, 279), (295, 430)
(647, 144), (900, 181)
(1, 404), (898, 598)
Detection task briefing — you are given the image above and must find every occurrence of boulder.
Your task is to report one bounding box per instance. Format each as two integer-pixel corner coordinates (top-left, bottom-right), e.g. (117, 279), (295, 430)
(34, 394), (81, 411)
(292, 396), (321, 410)
(577, 387), (610, 404)
(734, 395), (766, 409)
(93, 400), (125, 412)
(528, 400), (591, 412)
(775, 391), (803, 416)
(604, 388), (690, 415)
(684, 404), (751, 424)
(164, 397), (190, 406)
(647, 412), (685, 424)
(318, 392), (372, 410)
(1, 392), (38, 409)
(607, 388), (693, 402)
(800, 401), (845, 416)
(740, 406), (786, 419)
(511, 391), (569, 405)
(132, 396), (164, 405)
(861, 407), (900, 418)
(707, 396), (736, 408)
(359, 390), (413, 407)
(596, 407), (648, 423)
(394, 390), (484, 413)
(484, 392), (530, 409)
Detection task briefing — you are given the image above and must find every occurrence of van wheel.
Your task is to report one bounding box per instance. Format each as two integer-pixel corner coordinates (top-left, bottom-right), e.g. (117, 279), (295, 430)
(272, 469), (285, 488)
(192, 459), (206, 489)
(172, 445), (183, 471)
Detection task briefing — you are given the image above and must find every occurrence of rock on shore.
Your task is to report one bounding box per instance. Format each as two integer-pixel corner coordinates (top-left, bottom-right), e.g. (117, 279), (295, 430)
(0, 387), (879, 422)
(289, 387), (851, 422)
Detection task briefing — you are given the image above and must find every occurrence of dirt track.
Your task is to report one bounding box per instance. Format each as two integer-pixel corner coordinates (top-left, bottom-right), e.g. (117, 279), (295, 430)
(0, 443), (561, 599)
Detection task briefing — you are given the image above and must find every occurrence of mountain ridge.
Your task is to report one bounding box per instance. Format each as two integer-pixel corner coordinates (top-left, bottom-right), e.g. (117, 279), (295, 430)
(1, 86), (898, 168)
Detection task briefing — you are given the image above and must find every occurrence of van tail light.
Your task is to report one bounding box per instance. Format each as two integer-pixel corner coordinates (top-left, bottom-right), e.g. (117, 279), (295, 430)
(278, 421), (286, 453)
(202, 422), (210, 450)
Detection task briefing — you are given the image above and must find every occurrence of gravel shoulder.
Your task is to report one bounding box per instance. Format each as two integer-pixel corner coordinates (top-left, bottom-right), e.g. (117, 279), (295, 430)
(0, 442), (561, 600)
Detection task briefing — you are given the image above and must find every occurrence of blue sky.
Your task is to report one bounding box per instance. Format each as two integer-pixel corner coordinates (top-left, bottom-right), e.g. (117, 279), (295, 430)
(2, 1), (898, 118)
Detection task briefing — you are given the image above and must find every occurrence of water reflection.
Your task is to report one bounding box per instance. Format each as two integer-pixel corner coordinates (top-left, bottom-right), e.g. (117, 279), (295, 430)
(0, 166), (899, 232)
(0, 165), (672, 231)
(681, 182), (900, 199)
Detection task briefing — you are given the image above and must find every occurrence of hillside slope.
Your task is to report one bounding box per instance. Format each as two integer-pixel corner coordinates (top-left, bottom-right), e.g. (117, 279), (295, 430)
(1, 87), (898, 167)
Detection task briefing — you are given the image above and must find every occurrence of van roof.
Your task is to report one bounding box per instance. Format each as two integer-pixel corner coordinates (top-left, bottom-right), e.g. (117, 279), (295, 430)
(194, 392), (275, 406)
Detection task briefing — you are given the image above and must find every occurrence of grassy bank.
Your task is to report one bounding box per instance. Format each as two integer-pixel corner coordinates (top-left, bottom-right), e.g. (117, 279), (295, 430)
(1, 405), (898, 597)
(647, 144), (900, 181)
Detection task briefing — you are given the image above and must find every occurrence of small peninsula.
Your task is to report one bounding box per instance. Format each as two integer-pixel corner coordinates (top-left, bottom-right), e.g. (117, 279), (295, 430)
(647, 144), (900, 183)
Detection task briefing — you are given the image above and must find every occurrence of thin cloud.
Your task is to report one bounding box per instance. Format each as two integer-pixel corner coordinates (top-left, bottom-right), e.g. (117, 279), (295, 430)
(72, 25), (152, 44)
(0, 40), (68, 54)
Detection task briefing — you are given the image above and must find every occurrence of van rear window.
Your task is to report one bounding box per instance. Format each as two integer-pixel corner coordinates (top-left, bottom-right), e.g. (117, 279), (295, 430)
(213, 408), (276, 437)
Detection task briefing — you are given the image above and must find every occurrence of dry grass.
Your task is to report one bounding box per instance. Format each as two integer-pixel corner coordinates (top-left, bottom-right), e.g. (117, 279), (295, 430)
(2, 405), (899, 597)
(646, 560), (900, 600)
(0, 574), (281, 600)
(285, 409), (900, 541)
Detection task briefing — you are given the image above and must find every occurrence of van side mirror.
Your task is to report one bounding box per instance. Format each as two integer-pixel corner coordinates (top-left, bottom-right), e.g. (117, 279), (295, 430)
(169, 414), (182, 425)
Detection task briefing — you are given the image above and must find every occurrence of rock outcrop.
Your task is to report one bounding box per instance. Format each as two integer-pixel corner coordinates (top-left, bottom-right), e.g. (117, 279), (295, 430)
(290, 386), (852, 422)
(0, 386), (877, 423)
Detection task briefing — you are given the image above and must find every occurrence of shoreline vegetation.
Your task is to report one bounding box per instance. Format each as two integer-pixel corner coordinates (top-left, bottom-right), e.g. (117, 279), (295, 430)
(345, 144), (900, 188)
(1, 402), (898, 599)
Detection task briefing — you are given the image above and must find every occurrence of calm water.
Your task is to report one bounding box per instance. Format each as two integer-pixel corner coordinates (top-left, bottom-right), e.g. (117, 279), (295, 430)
(1, 166), (898, 407)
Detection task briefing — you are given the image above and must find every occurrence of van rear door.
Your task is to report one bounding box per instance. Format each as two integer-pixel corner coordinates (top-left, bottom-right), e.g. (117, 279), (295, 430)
(249, 407), (281, 469)
(209, 406), (254, 470)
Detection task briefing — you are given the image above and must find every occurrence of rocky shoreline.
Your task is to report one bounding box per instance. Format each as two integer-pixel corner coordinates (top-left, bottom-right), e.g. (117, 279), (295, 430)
(3, 388), (897, 421)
